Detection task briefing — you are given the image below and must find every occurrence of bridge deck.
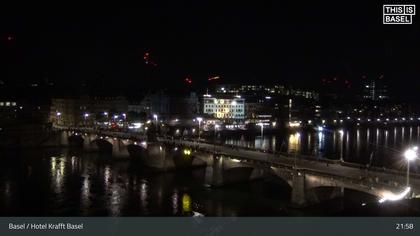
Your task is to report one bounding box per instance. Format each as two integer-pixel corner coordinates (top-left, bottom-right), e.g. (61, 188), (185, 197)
(162, 138), (420, 194)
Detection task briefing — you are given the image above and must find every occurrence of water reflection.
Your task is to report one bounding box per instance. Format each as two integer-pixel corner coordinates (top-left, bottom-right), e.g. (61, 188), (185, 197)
(288, 132), (300, 153)
(81, 176), (90, 214)
(0, 141), (418, 216)
(50, 156), (65, 195)
(182, 193), (192, 214)
(356, 129), (361, 158)
(171, 190), (179, 215)
(223, 125), (420, 170)
(140, 180), (148, 213)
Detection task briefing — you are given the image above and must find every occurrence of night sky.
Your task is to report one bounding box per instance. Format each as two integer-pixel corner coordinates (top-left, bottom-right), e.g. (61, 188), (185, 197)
(1, 2), (420, 98)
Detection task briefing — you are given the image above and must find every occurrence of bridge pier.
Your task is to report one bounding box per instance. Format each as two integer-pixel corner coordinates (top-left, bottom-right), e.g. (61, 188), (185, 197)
(204, 155), (265, 187)
(59, 131), (69, 146)
(111, 138), (130, 159)
(291, 170), (307, 207)
(141, 143), (175, 170)
(204, 155), (224, 187)
(82, 134), (98, 152)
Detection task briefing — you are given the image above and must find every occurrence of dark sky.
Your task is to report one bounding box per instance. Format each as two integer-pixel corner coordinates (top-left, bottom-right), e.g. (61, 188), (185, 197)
(1, 2), (420, 97)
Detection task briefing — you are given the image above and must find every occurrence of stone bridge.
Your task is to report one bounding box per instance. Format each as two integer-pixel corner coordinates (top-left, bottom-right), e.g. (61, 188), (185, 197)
(42, 128), (420, 207)
(160, 138), (420, 207)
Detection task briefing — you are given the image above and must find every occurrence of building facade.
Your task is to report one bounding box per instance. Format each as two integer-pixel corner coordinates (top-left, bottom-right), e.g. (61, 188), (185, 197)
(363, 80), (389, 101)
(203, 95), (245, 121)
(50, 96), (129, 126)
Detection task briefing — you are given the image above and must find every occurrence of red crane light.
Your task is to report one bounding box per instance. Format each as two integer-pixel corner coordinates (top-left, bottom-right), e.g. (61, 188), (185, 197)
(185, 77), (192, 84)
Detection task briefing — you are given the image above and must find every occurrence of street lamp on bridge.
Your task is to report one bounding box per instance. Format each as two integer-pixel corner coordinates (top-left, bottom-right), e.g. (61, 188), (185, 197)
(196, 117), (203, 144)
(83, 113), (89, 127)
(56, 112), (62, 126)
(153, 114), (159, 132)
(404, 147), (418, 186)
(257, 122), (264, 137)
(213, 124), (220, 154)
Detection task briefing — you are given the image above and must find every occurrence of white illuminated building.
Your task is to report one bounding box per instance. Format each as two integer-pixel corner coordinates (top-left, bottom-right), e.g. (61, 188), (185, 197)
(203, 95), (244, 120)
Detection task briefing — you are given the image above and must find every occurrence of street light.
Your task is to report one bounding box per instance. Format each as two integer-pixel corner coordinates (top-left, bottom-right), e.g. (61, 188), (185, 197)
(339, 129), (344, 162)
(121, 113), (127, 129)
(153, 114), (159, 134)
(83, 113), (89, 127)
(213, 124), (220, 154)
(196, 117), (203, 143)
(257, 122), (264, 137)
(404, 147), (417, 186)
(56, 112), (61, 126)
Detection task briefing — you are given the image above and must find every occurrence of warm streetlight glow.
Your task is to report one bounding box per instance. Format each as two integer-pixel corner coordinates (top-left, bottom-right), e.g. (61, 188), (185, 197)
(404, 149), (417, 161)
(288, 121), (301, 127)
(196, 117), (203, 143)
(379, 187), (411, 203)
(404, 147), (418, 186)
(183, 149), (192, 156)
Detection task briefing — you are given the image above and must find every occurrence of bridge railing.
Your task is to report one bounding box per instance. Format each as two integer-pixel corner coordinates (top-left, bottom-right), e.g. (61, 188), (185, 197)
(159, 138), (420, 181)
(53, 126), (147, 140)
(216, 153), (406, 191)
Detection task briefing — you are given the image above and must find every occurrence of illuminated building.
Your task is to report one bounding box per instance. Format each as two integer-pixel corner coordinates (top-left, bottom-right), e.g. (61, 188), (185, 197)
(49, 96), (128, 126)
(363, 80), (389, 101)
(0, 100), (18, 123)
(203, 95), (245, 120)
(214, 84), (319, 100)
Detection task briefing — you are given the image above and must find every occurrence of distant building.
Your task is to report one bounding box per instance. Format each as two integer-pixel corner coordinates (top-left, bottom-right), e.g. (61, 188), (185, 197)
(50, 98), (85, 126)
(0, 100), (18, 124)
(89, 96), (128, 114)
(363, 80), (389, 101)
(214, 84), (319, 100)
(169, 92), (199, 118)
(50, 96), (129, 126)
(136, 92), (170, 118)
(202, 94), (245, 121)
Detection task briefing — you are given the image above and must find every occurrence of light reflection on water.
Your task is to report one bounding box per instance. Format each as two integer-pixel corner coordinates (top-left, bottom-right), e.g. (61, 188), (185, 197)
(1, 126), (420, 216)
(223, 126), (420, 171)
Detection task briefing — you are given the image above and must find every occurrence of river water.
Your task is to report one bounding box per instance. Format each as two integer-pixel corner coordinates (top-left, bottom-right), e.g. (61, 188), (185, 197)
(0, 126), (420, 216)
(224, 126), (420, 173)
